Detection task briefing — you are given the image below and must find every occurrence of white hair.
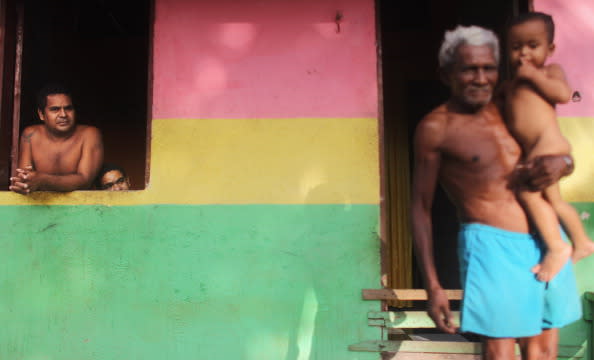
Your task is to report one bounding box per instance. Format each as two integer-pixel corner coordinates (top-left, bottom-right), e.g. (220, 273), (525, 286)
(438, 25), (500, 69)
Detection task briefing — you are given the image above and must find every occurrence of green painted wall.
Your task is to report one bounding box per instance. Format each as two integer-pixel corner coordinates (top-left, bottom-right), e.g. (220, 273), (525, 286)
(0, 205), (380, 360)
(561, 203), (594, 360)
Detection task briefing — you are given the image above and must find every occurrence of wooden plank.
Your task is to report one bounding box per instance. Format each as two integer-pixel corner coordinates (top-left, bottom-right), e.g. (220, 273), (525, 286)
(363, 289), (463, 301)
(368, 319), (386, 327)
(349, 340), (482, 354)
(351, 341), (583, 358)
(558, 344), (585, 359)
(382, 353), (520, 360)
(368, 311), (461, 328)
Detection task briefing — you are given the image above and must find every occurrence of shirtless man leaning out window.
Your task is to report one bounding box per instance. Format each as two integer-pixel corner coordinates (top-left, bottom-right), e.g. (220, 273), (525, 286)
(9, 84), (103, 194)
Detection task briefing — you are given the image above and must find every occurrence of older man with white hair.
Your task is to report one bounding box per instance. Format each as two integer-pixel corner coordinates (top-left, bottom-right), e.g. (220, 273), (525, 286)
(411, 25), (581, 359)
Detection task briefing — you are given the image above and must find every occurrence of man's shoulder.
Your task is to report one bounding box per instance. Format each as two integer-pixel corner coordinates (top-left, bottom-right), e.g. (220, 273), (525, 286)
(75, 125), (102, 139)
(75, 124), (99, 132)
(418, 104), (453, 132)
(415, 104), (451, 146)
(21, 124), (45, 142)
(22, 124), (44, 135)
(421, 103), (450, 123)
(417, 102), (502, 141)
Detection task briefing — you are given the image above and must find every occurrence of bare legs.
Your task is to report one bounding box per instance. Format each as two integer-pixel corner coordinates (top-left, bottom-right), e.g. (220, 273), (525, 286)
(482, 329), (558, 360)
(545, 184), (594, 263)
(518, 328), (558, 360)
(518, 188), (571, 282)
(482, 337), (516, 360)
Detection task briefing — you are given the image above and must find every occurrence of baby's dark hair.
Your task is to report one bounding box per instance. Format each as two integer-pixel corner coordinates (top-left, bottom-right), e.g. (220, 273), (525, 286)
(509, 12), (555, 43)
(95, 163), (127, 188)
(36, 83), (73, 111)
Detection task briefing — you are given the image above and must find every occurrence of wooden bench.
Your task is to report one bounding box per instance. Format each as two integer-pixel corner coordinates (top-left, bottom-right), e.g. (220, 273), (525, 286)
(349, 289), (584, 360)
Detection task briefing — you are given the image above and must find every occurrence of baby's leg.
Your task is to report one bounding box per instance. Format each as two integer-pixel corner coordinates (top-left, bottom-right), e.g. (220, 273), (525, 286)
(518, 190), (571, 282)
(545, 183), (594, 263)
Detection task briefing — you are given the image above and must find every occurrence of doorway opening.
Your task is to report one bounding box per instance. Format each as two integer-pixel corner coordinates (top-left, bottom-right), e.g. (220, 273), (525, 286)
(379, 0), (531, 295)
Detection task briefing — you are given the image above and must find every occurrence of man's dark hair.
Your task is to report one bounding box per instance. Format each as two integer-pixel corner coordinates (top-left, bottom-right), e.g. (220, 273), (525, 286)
(36, 83), (73, 111)
(95, 163), (128, 188)
(509, 12), (555, 43)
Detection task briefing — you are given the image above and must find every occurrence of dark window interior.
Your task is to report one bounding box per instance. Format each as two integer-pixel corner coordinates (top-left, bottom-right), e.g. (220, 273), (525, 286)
(2, 0), (151, 190)
(379, 0), (530, 289)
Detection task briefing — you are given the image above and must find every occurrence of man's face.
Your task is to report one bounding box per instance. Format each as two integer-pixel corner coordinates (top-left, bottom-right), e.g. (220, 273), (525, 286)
(508, 19), (554, 70)
(38, 94), (76, 134)
(447, 44), (498, 110)
(100, 170), (130, 191)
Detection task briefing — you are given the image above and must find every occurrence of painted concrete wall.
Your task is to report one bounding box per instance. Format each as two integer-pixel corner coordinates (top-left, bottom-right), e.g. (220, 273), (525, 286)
(535, 1), (594, 359)
(0, 0), (381, 359)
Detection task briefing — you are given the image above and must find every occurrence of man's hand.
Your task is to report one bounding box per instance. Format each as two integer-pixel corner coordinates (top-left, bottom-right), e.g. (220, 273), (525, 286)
(9, 176), (30, 194)
(9, 166), (38, 195)
(515, 154), (573, 191)
(427, 287), (458, 334)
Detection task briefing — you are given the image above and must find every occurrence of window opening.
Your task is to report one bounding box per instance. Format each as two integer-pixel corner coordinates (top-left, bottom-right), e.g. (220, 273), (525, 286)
(0, 0), (152, 190)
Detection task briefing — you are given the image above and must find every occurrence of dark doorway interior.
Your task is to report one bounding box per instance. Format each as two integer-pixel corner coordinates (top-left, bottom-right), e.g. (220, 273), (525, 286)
(379, 0), (530, 289)
(18, 0), (151, 189)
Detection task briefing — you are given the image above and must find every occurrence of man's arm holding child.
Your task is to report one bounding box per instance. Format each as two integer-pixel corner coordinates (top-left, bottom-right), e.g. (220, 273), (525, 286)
(517, 153), (574, 191)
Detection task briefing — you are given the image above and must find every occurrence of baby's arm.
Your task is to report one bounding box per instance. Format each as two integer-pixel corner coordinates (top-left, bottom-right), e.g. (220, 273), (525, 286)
(516, 60), (572, 104)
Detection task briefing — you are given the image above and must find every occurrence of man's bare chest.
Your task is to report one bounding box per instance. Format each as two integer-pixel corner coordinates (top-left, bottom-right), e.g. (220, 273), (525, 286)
(441, 120), (521, 168)
(31, 139), (83, 173)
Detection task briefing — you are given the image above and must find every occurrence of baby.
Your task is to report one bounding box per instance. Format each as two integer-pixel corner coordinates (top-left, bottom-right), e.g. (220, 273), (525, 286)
(506, 12), (594, 282)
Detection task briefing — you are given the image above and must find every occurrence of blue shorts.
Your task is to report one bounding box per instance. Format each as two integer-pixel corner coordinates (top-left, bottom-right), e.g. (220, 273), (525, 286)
(458, 223), (581, 338)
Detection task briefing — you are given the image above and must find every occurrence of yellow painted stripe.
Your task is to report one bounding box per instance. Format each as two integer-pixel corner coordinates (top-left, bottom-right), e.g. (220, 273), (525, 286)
(559, 116), (594, 202)
(0, 117), (380, 205)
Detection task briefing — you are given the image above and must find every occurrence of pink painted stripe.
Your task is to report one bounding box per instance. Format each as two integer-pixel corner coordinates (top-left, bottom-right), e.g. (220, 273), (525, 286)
(152, 0), (378, 119)
(536, 0), (594, 117)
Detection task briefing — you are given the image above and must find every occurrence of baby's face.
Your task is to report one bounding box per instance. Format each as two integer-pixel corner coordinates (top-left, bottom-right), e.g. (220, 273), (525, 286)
(508, 19), (554, 70)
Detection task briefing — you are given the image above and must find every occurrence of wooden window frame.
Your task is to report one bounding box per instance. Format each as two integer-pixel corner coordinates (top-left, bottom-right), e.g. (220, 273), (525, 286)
(0, 0), (154, 190)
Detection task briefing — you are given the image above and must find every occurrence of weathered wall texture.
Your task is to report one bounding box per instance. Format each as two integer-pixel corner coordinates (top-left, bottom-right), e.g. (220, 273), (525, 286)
(0, 0), (381, 359)
(0, 205), (380, 359)
(536, 1), (594, 359)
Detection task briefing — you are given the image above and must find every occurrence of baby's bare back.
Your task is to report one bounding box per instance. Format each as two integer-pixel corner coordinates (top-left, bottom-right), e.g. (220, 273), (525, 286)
(507, 83), (570, 160)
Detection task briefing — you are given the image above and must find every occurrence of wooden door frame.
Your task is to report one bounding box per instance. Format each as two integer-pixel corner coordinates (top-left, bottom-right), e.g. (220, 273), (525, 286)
(0, 0), (23, 186)
(376, 0), (533, 307)
(10, 0), (24, 178)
